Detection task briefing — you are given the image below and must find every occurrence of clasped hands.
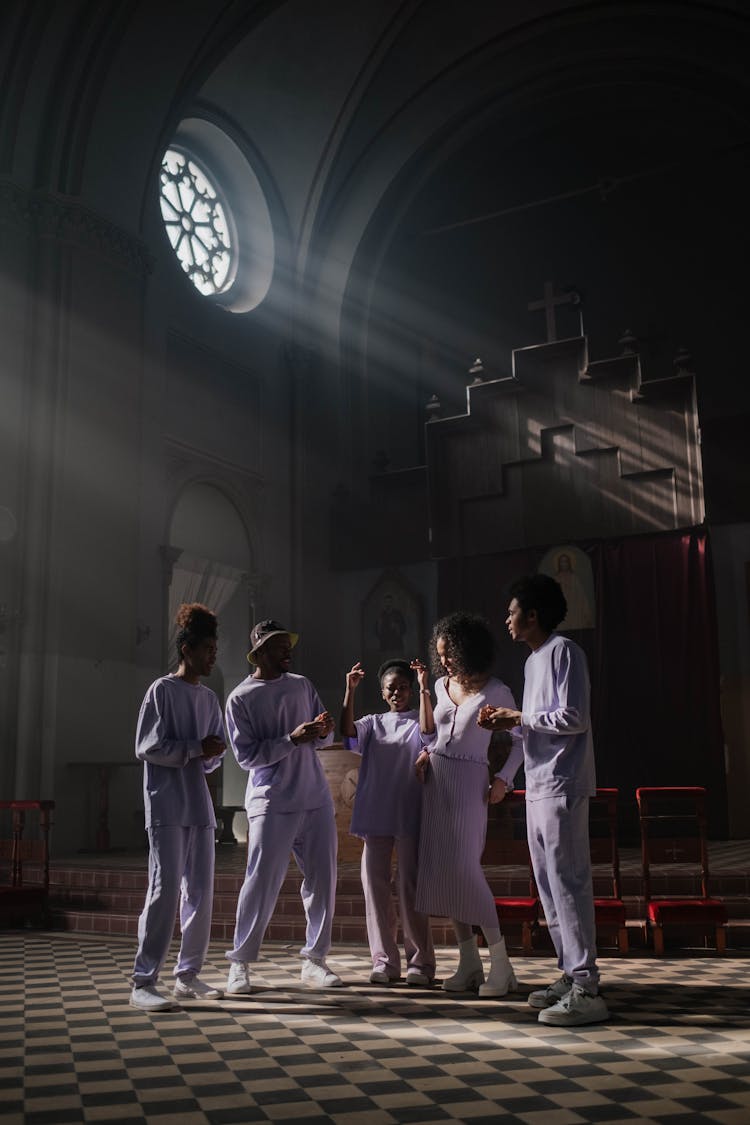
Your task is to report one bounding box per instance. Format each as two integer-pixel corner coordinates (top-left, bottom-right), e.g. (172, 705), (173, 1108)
(291, 712), (335, 745)
(201, 735), (226, 759)
(477, 704), (522, 731)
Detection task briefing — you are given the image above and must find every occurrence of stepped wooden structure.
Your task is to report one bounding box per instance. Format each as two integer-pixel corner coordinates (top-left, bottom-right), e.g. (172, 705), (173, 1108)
(426, 335), (704, 558)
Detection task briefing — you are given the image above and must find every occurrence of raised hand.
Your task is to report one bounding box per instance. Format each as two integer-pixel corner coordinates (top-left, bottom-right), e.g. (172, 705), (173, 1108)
(410, 658), (429, 693)
(346, 662), (365, 691)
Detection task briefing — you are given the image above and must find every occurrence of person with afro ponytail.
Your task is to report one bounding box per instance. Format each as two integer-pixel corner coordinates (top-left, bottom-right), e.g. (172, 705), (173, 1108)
(130, 603), (227, 1012)
(340, 657), (436, 987)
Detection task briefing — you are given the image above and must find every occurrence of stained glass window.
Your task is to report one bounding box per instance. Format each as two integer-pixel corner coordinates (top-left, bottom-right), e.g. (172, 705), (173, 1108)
(159, 148), (235, 296)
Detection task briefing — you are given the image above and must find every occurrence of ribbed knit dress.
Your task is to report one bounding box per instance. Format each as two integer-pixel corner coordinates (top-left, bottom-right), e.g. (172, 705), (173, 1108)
(415, 675), (519, 929)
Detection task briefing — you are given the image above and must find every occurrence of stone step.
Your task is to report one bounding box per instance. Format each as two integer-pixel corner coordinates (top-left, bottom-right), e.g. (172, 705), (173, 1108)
(46, 861), (750, 899)
(42, 855), (750, 949)
(48, 900), (750, 954)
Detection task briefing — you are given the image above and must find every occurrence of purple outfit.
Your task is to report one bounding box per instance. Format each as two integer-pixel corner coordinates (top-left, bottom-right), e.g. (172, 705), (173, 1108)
(132, 675), (225, 987)
(520, 633), (599, 992)
(415, 676), (523, 929)
(344, 711), (435, 978)
(225, 672), (336, 963)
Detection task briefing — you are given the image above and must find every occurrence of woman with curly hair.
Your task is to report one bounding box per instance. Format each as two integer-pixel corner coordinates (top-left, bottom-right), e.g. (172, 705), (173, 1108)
(130, 603), (226, 1011)
(414, 612), (523, 996)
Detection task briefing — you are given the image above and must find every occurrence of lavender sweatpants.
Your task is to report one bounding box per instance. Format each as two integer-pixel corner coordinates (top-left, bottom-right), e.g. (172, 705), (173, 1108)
(228, 803), (337, 963)
(361, 834), (435, 979)
(132, 825), (215, 987)
(526, 794), (600, 993)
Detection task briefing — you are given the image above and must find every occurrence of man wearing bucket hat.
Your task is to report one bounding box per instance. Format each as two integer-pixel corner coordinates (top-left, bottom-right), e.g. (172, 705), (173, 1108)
(224, 619), (342, 991)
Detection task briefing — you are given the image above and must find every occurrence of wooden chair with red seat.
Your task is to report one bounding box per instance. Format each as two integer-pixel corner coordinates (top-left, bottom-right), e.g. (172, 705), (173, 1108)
(636, 786), (727, 955)
(485, 790), (540, 954)
(0, 800), (55, 928)
(589, 788), (628, 955)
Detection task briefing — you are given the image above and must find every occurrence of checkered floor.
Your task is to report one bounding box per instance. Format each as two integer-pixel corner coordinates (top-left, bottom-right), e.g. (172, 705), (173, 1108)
(2, 933), (749, 1124)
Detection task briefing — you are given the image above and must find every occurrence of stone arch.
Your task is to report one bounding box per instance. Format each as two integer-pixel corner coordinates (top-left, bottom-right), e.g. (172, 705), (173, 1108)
(164, 476), (261, 811)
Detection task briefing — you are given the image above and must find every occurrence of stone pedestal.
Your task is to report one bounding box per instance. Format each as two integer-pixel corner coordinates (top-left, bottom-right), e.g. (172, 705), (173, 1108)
(316, 745), (363, 863)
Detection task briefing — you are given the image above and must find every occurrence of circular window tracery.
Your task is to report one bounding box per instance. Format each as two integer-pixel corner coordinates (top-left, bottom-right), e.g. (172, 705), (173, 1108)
(159, 148), (236, 296)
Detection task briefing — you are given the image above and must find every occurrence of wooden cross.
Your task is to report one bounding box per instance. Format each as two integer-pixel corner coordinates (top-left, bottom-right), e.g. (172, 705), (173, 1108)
(528, 281), (582, 342)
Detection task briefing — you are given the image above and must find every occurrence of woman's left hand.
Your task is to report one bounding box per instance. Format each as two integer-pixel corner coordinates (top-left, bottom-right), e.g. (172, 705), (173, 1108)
(414, 749), (430, 783)
(488, 777), (509, 805)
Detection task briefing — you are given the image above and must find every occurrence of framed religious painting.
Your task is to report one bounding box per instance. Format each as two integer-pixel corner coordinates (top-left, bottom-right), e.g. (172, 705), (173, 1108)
(360, 570), (424, 711)
(538, 544), (595, 631)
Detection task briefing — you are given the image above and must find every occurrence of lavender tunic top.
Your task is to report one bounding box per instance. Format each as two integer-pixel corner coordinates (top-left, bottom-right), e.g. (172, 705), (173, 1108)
(344, 710), (434, 838)
(225, 672), (334, 817)
(136, 674), (225, 829)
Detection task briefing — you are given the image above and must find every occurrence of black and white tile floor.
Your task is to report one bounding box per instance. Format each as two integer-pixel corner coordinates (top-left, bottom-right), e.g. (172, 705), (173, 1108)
(2, 932), (749, 1124)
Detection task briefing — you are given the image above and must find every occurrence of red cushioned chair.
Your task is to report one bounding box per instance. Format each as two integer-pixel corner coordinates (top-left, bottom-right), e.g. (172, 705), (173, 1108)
(590, 788), (629, 954)
(0, 800), (55, 928)
(636, 787), (727, 955)
(488, 791), (540, 954)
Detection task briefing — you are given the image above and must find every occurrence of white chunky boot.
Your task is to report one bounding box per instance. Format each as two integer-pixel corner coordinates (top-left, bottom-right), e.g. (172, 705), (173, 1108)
(443, 936), (484, 992)
(478, 937), (518, 998)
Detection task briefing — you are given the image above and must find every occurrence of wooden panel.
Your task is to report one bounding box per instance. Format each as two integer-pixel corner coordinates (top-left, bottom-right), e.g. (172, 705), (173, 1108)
(426, 338), (703, 557)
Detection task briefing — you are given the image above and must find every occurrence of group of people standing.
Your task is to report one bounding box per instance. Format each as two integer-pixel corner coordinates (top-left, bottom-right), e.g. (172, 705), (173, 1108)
(129, 572), (608, 1029)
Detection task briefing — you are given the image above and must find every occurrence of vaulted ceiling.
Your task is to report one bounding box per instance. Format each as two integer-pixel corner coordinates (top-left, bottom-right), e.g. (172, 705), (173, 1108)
(2, 0), (748, 435)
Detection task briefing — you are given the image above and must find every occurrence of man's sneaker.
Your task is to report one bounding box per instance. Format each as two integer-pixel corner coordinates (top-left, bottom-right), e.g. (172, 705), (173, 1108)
(301, 958), (343, 988)
(130, 984), (177, 1012)
(173, 974), (224, 1001)
(369, 968), (396, 985)
(405, 969), (432, 987)
(527, 974), (573, 1010)
(538, 983), (609, 1026)
(226, 961), (254, 995)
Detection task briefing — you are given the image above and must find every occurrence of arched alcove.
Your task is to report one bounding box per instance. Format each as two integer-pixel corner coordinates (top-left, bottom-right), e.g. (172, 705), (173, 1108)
(168, 481), (254, 815)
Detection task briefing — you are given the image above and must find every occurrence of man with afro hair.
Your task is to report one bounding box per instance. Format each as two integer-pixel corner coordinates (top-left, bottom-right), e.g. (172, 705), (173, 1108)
(479, 574), (608, 1027)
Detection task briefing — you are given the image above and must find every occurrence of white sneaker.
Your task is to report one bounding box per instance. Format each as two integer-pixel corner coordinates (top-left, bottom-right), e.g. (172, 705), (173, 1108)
(528, 974), (573, 1009)
(369, 969), (396, 985)
(226, 961), (254, 995)
(173, 974), (224, 1000)
(405, 969), (432, 987)
(130, 984), (177, 1012)
(301, 958), (343, 988)
(538, 983), (609, 1026)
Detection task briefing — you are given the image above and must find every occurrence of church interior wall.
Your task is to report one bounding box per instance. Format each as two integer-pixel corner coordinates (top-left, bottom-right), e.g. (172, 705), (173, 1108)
(46, 256), (147, 851)
(1, 0), (748, 850)
(290, 560), (439, 736)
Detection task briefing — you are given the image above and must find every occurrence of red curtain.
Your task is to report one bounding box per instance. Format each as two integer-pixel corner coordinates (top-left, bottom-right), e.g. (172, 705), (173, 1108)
(437, 527), (728, 837)
(590, 527), (727, 837)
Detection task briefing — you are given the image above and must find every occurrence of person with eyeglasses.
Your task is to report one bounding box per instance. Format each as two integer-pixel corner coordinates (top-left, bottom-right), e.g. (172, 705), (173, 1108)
(414, 612), (523, 997)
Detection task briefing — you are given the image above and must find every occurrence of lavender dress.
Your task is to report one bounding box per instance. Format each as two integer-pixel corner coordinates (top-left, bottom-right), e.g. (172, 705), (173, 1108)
(415, 676), (518, 929)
